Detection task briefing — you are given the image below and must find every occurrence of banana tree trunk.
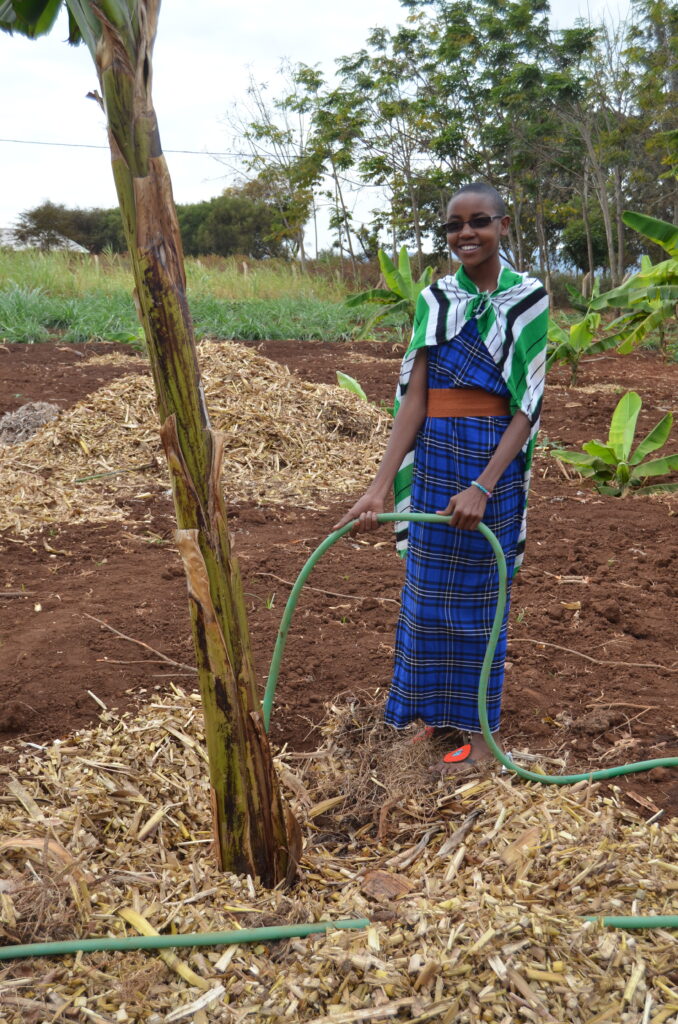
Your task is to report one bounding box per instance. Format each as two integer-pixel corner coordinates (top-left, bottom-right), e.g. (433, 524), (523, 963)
(92, 1), (294, 884)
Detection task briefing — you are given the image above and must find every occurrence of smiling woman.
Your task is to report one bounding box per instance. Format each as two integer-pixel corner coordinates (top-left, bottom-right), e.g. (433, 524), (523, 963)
(334, 179), (549, 771)
(443, 183), (510, 294)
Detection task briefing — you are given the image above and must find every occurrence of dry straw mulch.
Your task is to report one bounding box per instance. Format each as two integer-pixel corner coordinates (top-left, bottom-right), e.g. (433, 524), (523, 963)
(1, 690), (676, 1024)
(0, 342), (389, 535)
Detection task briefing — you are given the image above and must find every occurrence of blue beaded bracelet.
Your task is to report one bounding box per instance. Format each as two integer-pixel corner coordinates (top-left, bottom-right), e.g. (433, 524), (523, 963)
(471, 480), (492, 499)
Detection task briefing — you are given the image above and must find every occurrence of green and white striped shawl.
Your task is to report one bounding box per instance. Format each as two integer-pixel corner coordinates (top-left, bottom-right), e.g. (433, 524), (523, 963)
(393, 265), (549, 573)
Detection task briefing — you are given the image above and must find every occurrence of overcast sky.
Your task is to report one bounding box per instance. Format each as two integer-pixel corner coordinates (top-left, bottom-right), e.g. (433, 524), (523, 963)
(0, 0), (631, 238)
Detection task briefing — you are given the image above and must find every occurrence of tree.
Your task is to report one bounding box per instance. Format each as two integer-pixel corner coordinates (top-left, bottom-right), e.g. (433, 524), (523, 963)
(13, 200), (126, 251)
(13, 201), (81, 250)
(290, 64), (368, 270)
(0, 0), (295, 885)
(224, 63), (324, 268)
(626, 0), (678, 225)
(335, 21), (439, 272)
(190, 188), (287, 258)
(560, 205), (609, 273)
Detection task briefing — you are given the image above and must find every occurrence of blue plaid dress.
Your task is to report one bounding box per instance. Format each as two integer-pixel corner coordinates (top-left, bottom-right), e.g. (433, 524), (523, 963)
(385, 317), (523, 733)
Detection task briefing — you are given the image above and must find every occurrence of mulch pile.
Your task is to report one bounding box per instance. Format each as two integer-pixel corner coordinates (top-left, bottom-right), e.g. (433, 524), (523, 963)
(0, 342), (388, 535)
(1, 692), (676, 1023)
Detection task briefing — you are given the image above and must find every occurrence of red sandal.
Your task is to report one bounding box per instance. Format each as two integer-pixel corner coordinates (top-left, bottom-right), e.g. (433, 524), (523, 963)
(442, 743), (475, 765)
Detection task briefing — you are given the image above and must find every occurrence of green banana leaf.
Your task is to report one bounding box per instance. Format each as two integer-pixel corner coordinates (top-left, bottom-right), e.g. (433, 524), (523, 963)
(623, 211), (678, 257)
(644, 285), (678, 304)
(336, 372), (368, 401)
(353, 298), (411, 340)
(550, 449), (597, 466)
(589, 262), (675, 310)
(398, 245), (414, 293)
(607, 391), (641, 461)
(421, 265), (434, 290)
(629, 412), (674, 465)
(617, 306), (673, 354)
(378, 249), (408, 300)
(564, 283), (588, 312)
(631, 453), (678, 479)
(551, 451), (612, 478)
(607, 310), (644, 331)
(590, 282), (631, 310)
(588, 333), (629, 356)
(582, 441), (617, 464)
(570, 315), (596, 349)
(0, 0), (62, 35)
(547, 319), (569, 345)
(545, 345), (568, 371)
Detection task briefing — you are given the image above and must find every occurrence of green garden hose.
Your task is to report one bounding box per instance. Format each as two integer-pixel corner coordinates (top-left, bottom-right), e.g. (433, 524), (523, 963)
(0, 919), (370, 962)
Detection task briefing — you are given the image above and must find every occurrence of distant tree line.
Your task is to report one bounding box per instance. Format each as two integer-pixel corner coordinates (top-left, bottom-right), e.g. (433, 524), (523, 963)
(226, 0), (676, 288)
(11, 182), (295, 258)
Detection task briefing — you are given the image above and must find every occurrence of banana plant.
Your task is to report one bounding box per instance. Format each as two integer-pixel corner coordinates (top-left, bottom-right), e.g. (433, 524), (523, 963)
(346, 246), (433, 339)
(336, 371), (368, 401)
(1, 0), (294, 884)
(551, 391), (678, 496)
(545, 303), (618, 386)
(590, 212), (678, 356)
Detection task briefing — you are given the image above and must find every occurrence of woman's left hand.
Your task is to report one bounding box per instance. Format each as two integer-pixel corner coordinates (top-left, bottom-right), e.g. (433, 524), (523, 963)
(437, 486), (488, 531)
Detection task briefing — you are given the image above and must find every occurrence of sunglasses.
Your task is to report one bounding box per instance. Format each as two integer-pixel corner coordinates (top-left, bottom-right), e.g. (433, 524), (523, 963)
(441, 214), (503, 232)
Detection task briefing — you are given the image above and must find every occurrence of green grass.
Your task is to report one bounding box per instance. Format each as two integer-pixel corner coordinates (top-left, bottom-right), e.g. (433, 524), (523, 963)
(0, 250), (403, 345)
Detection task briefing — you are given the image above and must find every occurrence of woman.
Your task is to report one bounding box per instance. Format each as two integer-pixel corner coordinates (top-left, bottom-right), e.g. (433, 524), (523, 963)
(334, 182), (548, 769)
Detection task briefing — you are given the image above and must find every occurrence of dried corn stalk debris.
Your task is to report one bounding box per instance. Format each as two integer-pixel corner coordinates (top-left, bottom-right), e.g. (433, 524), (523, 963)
(0, 402), (60, 446)
(0, 341), (388, 535)
(0, 691), (676, 1023)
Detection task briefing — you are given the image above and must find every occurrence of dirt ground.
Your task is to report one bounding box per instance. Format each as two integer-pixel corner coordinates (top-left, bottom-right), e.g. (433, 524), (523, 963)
(1, 339), (677, 819)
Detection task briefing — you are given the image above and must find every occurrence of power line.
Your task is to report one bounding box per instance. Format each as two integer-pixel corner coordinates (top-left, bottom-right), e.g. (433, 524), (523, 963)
(0, 136), (247, 157)
(0, 136), (388, 189)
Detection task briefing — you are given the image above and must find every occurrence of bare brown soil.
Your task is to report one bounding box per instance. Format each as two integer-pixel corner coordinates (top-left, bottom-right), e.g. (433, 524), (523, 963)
(1, 339), (676, 819)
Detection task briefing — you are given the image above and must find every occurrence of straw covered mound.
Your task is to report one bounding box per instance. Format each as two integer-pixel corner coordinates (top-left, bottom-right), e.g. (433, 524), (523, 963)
(0, 342), (389, 535)
(1, 692), (676, 1023)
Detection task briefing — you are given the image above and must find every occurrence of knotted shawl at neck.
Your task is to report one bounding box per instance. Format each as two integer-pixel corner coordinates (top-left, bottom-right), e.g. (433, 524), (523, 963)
(393, 265), (549, 573)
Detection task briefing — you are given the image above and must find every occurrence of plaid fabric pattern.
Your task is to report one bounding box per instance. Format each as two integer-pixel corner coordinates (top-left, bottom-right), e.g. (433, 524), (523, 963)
(385, 321), (523, 733)
(393, 266), (548, 572)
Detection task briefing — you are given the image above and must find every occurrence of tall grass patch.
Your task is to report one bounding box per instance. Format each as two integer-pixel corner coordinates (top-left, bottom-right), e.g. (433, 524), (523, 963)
(0, 250), (393, 344)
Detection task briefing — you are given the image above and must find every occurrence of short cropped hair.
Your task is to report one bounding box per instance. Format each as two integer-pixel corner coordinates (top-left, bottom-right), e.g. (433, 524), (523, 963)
(449, 182), (507, 217)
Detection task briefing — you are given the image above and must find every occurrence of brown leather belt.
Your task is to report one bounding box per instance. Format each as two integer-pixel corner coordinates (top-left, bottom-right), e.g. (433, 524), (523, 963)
(427, 388), (511, 418)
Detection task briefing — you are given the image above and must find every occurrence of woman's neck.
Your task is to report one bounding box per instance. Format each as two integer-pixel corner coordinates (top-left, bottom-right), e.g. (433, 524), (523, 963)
(467, 265), (501, 293)
(459, 262), (503, 294)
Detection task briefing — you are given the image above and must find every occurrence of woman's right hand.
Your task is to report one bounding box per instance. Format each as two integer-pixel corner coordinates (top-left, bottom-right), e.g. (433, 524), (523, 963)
(332, 491), (385, 534)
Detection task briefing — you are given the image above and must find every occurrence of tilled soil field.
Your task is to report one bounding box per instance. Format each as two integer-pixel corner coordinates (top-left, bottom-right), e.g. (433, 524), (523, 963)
(1, 338), (677, 819)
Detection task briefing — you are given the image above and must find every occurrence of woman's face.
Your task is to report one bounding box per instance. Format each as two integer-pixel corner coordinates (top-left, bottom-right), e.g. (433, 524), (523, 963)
(445, 193), (509, 279)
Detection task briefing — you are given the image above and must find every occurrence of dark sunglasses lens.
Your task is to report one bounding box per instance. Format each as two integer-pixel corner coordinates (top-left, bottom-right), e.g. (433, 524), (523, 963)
(443, 215), (494, 232)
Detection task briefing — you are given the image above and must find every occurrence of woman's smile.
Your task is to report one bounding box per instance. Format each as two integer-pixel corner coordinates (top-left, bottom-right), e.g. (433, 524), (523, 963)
(445, 194), (510, 290)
